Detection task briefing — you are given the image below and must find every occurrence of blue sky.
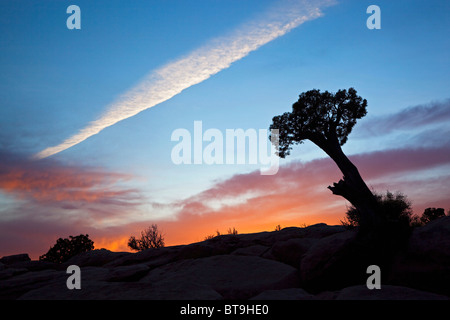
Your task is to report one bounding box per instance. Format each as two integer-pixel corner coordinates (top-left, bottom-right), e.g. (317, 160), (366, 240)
(1, 0), (449, 257)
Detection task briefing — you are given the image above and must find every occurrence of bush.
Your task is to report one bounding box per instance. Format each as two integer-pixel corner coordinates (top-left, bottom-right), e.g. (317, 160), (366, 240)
(39, 234), (94, 263)
(204, 227), (238, 240)
(409, 214), (423, 228)
(341, 191), (413, 230)
(342, 191), (415, 272)
(128, 224), (165, 251)
(204, 230), (221, 240)
(420, 207), (446, 224)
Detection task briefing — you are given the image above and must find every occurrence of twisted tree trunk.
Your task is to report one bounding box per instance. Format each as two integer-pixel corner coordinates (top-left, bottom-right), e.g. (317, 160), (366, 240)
(315, 134), (381, 232)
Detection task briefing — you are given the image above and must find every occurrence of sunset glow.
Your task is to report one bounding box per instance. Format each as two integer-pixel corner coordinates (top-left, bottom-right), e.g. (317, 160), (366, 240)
(1, 0), (449, 260)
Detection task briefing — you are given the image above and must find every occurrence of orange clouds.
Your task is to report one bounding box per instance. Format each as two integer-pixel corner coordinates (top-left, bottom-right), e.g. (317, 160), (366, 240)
(95, 235), (132, 253)
(91, 140), (450, 254)
(89, 157), (347, 252)
(0, 151), (145, 258)
(2, 139), (450, 260)
(0, 152), (139, 204)
(149, 144), (450, 247)
(154, 159), (344, 245)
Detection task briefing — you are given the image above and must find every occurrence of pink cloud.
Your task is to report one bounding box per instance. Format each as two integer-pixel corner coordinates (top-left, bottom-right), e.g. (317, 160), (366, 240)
(1, 142), (449, 260)
(0, 151), (141, 208)
(156, 143), (450, 246)
(0, 152), (143, 259)
(358, 99), (450, 137)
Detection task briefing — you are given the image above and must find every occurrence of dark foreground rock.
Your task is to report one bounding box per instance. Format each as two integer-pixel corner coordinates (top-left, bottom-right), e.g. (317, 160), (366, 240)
(1, 219), (449, 300)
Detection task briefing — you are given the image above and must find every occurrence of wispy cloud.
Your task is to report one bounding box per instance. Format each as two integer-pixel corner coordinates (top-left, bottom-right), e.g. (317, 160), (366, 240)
(34, 0), (335, 159)
(0, 151), (140, 205)
(357, 98), (450, 137)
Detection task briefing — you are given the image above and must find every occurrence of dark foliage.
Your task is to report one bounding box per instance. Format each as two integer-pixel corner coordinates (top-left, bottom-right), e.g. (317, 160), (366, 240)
(341, 191), (413, 229)
(128, 224), (165, 251)
(338, 192), (415, 285)
(39, 234), (94, 263)
(204, 227), (239, 240)
(420, 207), (446, 224)
(270, 87), (367, 158)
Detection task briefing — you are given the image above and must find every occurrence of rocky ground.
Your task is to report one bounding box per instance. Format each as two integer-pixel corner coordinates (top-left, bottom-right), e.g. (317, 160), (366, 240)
(1, 217), (449, 300)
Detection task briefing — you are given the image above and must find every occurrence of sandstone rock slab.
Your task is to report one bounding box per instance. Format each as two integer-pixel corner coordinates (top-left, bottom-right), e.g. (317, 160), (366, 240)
(141, 255), (299, 299)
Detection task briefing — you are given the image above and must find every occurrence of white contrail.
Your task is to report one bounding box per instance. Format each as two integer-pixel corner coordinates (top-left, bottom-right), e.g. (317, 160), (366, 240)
(34, 0), (336, 159)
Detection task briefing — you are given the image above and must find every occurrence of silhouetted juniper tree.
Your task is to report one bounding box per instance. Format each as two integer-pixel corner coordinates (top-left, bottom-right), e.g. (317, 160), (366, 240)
(39, 234), (94, 263)
(270, 88), (381, 232)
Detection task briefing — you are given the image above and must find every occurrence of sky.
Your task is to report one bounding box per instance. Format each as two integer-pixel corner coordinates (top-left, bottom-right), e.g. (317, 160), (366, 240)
(0, 0), (449, 259)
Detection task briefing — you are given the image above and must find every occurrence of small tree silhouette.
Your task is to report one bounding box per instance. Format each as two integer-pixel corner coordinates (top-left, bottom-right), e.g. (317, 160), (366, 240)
(420, 207), (445, 225)
(39, 234), (94, 263)
(128, 224), (165, 251)
(270, 88), (380, 232)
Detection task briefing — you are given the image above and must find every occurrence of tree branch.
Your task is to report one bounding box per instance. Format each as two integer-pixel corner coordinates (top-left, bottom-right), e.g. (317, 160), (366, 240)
(327, 177), (354, 201)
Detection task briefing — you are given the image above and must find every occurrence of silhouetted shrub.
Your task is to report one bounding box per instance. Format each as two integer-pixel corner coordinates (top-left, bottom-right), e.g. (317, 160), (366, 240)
(39, 234), (94, 263)
(204, 227), (238, 240)
(341, 206), (360, 229)
(392, 207), (446, 228)
(341, 192), (414, 277)
(128, 224), (165, 251)
(204, 230), (221, 240)
(420, 207), (446, 225)
(409, 214), (424, 228)
(341, 191), (413, 230)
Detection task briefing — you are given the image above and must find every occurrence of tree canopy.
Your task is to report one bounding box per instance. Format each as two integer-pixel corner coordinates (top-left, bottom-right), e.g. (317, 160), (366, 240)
(342, 191), (413, 229)
(39, 234), (94, 263)
(270, 88), (367, 158)
(420, 207), (446, 224)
